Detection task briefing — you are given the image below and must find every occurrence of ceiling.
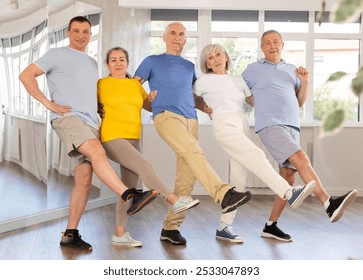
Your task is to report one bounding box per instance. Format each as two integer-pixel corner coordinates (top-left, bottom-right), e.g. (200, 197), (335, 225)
(0, 0), (75, 24)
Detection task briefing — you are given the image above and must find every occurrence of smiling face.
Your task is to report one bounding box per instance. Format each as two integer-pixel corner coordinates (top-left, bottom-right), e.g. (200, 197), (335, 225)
(261, 31), (284, 64)
(67, 20), (92, 52)
(205, 48), (228, 75)
(163, 22), (187, 56)
(107, 49), (129, 78)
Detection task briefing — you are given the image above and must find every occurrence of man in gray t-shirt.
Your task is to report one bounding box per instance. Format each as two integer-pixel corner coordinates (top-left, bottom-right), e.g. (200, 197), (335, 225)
(19, 16), (157, 251)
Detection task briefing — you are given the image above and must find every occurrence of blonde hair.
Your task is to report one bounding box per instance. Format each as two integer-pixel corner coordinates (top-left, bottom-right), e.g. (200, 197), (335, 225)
(199, 43), (232, 74)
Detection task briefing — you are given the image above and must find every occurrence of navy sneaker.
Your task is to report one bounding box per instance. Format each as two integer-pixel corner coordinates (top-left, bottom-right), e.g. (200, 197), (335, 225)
(216, 226), (243, 243)
(287, 180), (315, 209)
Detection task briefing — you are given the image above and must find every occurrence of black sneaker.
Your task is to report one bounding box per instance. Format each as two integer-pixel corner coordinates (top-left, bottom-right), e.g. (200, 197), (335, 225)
(326, 189), (358, 223)
(160, 229), (187, 245)
(261, 222), (292, 242)
(221, 187), (252, 213)
(127, 189), (158, 216)
(60, 229), (93, 251)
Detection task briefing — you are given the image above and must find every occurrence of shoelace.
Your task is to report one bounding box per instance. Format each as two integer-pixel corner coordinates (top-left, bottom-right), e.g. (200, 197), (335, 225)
(179, 196), (192, 202)
(123, 232), (138, 243)
(292, 185), (304, 194)
(223, 227), (237, 236)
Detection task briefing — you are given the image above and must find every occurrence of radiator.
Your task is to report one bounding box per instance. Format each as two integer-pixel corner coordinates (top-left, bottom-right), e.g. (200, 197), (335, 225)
(9, 126), (21, 163)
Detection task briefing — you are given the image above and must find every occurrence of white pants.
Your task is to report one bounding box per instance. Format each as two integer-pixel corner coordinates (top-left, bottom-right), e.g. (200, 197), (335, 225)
(212, 112), (291, 226)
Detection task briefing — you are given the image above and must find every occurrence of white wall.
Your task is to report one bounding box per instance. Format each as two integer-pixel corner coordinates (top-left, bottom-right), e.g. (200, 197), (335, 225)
(142, 123), (363, 196)
(118, 0), (337, 11)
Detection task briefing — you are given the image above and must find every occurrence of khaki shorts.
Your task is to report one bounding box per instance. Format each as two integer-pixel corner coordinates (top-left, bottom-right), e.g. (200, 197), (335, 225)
(51, 115), (99, 166)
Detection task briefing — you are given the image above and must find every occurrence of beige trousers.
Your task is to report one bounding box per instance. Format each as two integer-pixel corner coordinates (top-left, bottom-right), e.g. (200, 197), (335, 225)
(154, 110), (230, 230)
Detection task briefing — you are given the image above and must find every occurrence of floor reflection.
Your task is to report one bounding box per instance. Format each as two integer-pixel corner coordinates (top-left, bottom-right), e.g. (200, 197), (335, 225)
(0, 160), (100, 222)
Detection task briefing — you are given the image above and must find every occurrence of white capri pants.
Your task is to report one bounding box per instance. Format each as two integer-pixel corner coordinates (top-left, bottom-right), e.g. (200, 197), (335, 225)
(212, 112), (291, 226)
(213, 112), (291, 198)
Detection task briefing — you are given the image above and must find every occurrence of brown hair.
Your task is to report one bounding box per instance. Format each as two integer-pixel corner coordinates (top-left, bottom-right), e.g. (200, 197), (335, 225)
(68, 16), (91, 31)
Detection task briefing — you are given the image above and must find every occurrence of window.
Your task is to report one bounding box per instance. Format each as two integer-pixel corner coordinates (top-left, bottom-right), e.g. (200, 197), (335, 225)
(313, 39), (360, 121)
(0, 20), (48, 119)
(0, 13), (101, 121)
(315, 11), (361, 33)
(212, 10), (258, 32)
(264, 11), (309, 33)
(147, 9), (363, 125)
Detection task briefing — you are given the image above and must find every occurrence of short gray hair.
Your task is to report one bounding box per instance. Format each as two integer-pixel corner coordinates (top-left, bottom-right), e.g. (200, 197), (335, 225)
(164, 21), (186, 35)
(261, 30), (283, 46)
(199, 43), (232, 74)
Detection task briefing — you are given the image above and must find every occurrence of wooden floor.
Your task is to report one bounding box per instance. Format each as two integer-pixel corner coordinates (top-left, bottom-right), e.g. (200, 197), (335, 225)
(0, 194), (362, 260)
(0, 160), (99, 221)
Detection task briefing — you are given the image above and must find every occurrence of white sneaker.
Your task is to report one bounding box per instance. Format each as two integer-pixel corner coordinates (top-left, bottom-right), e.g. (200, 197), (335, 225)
(172, 196), (200, 214)
(111, 232), (142, 247)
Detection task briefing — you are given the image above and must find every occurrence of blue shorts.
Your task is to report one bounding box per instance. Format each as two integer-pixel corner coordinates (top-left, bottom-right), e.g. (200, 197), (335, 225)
(257, 125), (301, 170)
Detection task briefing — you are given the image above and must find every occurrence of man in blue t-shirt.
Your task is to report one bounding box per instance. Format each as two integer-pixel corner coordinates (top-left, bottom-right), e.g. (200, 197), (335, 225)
(243, 30), (358, 242)
(135, 22), (252, 245)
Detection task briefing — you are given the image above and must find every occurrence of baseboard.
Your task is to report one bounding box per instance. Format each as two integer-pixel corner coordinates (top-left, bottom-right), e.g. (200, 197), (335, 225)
(0, 195), (118, 234)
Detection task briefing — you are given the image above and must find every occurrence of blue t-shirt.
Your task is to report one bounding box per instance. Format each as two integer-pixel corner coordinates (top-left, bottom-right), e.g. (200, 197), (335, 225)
(35, 47), (99, 129)
(135, 53), (197, 119)
(242, 58), (301, 132)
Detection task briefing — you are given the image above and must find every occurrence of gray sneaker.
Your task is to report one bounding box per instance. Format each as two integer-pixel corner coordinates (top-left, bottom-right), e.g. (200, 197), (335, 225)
(288, 180), (315, 209)
(172, 196), (200, 214)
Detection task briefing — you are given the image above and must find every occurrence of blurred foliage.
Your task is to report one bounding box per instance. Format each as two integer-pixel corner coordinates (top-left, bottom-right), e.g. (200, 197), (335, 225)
(319, 0), (363, 136)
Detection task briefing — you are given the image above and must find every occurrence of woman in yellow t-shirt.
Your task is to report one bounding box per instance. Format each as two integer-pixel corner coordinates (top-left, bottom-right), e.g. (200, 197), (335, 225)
(97, 47), (199, 247)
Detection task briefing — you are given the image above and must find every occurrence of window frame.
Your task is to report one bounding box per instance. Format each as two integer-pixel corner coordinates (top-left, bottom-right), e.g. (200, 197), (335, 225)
(150, 9), (363, 125)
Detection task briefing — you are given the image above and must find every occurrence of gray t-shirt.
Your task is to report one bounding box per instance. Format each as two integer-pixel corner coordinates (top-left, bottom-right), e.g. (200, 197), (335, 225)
(35, 46), (99, 129)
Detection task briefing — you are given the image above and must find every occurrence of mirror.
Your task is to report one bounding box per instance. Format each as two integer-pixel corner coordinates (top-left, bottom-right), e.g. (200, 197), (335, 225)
(0, 0), (109, 233)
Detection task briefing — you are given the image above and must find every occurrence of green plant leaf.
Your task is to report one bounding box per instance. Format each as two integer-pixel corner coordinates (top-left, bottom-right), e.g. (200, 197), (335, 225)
(330, 0), (363, 23)
(326, 71), (347, 82)
(351, 75), (363, 96)
(357, 65), (363, 75)
(321, 108), (345, 137)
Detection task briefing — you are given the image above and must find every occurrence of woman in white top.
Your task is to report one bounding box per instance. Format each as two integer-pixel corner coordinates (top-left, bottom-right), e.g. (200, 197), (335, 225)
(193, 44), (315, 243)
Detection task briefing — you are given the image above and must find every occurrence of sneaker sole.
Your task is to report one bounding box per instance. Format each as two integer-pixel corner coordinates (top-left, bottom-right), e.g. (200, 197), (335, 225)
(160, 236), (186, 245)
(260, 232), (292, 242)
(172, 199), (200, 214)
(222, 191), (252, 214)
(112, 241), (142, 247)
(330, 189), (358, 223)
(290, 180), (316, 209)
(216, 236), (244, 243)
(60, 242), (93, 251)
(127, 189), (158, 216)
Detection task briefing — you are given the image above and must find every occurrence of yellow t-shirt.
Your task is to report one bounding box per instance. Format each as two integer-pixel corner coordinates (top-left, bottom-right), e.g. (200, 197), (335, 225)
(97, 76), (147, 142)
